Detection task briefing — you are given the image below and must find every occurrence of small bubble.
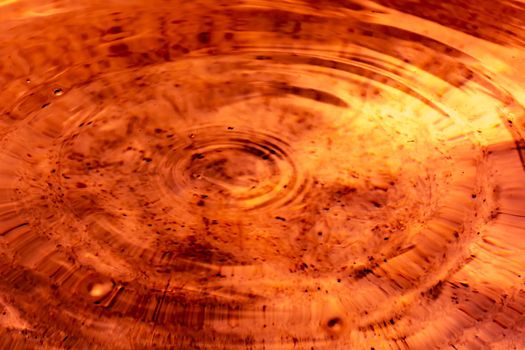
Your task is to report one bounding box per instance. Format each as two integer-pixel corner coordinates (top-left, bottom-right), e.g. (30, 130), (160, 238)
(53, 88), (63, 96)
(89, 282), (112, 298)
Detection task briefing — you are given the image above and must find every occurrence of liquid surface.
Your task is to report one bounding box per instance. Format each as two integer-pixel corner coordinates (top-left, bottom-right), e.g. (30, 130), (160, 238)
(1, 0), (525, 349)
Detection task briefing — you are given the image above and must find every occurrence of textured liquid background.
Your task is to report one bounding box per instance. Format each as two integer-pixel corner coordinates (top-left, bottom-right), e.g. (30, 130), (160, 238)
(1, 0), (525, 349)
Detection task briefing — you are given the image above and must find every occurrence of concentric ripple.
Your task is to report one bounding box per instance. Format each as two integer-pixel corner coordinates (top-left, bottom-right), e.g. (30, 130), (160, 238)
(162, 127), (307, 212)
(1, 0), (525, 349)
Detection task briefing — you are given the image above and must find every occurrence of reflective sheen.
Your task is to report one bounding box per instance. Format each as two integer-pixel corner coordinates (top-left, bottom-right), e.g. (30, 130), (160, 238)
(0, 0), (524, 349)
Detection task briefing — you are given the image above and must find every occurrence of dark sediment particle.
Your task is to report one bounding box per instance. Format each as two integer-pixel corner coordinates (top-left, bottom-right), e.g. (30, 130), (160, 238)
(197, 32), (211, 44)
(107, 26), (123, 34)
(108, 43), (130, 56)
(326, 317), (342, 329)
(354, 268), (373, 279)
(192, 153), (205, 160)
(426, 280), (443, 300)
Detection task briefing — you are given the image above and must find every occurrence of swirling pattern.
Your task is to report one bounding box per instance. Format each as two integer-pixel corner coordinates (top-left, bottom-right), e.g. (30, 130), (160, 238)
(0, 0), (524, 349)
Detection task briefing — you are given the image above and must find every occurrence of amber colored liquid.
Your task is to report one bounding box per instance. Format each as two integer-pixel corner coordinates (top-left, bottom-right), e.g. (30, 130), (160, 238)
(0, 0), (524, 349)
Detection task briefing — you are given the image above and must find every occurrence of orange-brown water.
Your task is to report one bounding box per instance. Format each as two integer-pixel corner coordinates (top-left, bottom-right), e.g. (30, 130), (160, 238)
(1, 0), (525, 349)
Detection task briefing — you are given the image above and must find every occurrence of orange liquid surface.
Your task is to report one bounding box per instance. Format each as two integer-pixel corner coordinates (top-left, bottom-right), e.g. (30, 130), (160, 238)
(0, 0), (525, 349)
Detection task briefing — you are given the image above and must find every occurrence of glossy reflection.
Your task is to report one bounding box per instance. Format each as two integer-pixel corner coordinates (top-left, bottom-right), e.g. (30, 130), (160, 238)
(0, 0), (525, 349)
